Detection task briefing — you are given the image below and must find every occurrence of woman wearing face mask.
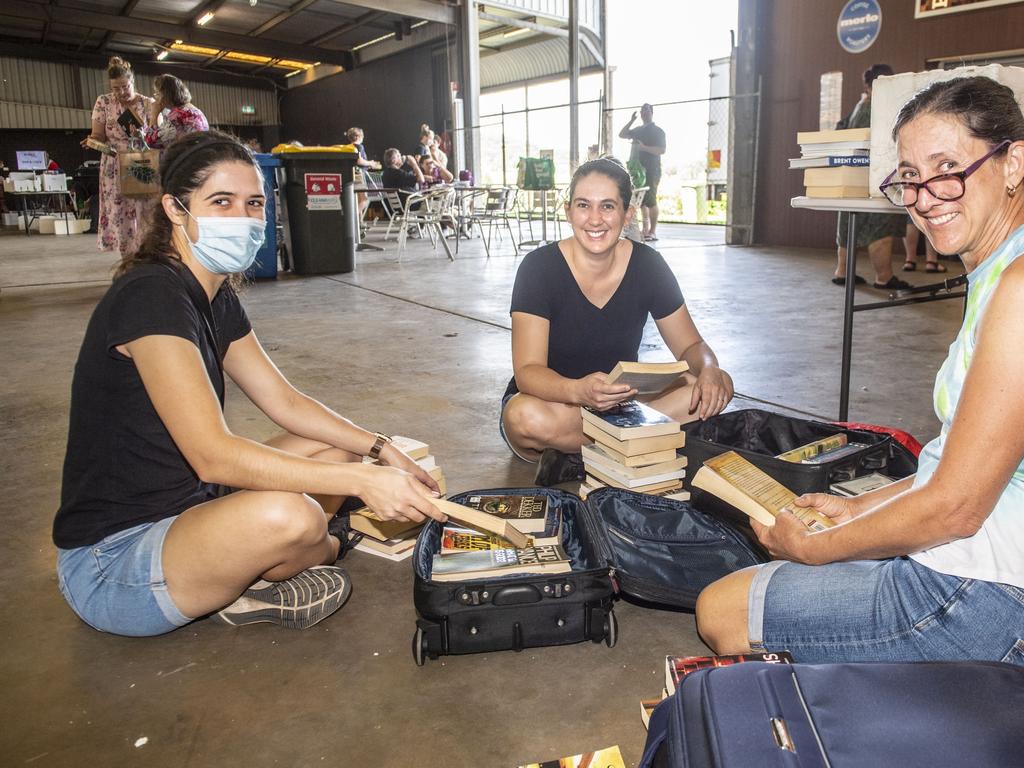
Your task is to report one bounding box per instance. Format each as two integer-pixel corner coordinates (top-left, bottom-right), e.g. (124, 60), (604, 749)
(53, 131), (446, 638)
(80, 56), (157, 259)
(501, 156), (733, 483)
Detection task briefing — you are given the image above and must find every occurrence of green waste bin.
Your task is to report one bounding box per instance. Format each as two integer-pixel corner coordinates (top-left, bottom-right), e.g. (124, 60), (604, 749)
(275, 151), (358, 274)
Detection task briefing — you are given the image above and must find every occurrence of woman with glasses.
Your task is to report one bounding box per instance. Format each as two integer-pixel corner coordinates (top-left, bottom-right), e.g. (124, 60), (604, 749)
(696, 76), (1024, 665)
(80, 57), (157, 259)
(832, 64), (911, 290)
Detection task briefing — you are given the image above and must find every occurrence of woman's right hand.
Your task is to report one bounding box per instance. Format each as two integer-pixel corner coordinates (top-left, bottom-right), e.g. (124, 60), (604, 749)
(789, 492), (862, 526)
(574, 373), (635, 411)
(358, 465), (447, 524)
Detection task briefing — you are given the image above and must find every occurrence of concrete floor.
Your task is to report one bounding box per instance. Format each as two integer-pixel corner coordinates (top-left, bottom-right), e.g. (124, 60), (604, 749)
(0, 222), (964, 766)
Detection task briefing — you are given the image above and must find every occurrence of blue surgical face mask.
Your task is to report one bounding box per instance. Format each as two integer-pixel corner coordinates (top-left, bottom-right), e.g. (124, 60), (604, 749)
(174, 197), (265, 274)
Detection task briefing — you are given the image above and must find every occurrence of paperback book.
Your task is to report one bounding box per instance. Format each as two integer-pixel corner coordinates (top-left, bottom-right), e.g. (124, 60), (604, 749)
(581, 400), (680, 441)
(463, 493), (549, 534)
(692, 451), (834, 531)
(605, 359), (689, 395)
(430, 498), (532, 549)
(440, 525), (516, 553)
(583, 422), (685, 457)
(582, 443), (687, 481)
(665, 651), (794, 695)
(788, 155), (870, 169)
(430, 543), (571, 582)
(830, 471), (895, 497)
(518, 745), (625, 768)
(776, 434), (847, 463)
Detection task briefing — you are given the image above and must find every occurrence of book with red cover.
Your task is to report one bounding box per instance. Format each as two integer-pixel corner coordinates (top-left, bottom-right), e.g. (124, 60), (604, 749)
(665, 651), (794, 694)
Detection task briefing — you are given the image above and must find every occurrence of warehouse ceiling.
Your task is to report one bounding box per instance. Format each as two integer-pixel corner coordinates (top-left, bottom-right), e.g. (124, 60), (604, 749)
(0, 0), (597, 86)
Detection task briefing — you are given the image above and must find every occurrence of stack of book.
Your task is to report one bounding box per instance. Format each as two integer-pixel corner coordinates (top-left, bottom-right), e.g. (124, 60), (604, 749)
(790, 127), (870, 198)
(350, 435), (447, 561)
(578, 400), (689, 500)
(429, 495), (571, 582)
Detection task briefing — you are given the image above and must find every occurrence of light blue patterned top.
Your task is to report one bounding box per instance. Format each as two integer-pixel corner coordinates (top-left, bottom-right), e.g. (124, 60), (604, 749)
(911, 224), (1024, 588)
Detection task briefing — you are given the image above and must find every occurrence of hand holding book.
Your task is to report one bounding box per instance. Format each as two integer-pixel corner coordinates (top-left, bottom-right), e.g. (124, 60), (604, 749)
(574, 371), (635, 411)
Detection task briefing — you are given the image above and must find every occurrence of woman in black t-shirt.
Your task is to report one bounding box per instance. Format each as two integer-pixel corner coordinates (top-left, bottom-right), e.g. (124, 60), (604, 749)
(501, 157), (733, 470)
(54, 131), (446, 637)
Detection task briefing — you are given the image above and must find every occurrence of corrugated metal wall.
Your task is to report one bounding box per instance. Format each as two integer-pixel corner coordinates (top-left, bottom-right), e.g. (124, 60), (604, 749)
(480, 37), (599, 90)
(0, 57), (280, 129)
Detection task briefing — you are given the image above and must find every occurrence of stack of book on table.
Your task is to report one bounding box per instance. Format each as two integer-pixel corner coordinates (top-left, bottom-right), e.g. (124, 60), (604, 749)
(429, 495), (572, 582)
(350, 435), (447, 561)
(578, 397), (689, 500)
(790, 127), (870, 198)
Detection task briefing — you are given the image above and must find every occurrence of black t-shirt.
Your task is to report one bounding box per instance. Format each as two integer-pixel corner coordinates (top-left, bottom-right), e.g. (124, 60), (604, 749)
(382, 166), (419, 192)
(625, 122), (666, 176)
(53, 263), (252, 549)
(507, 241), (684, 394)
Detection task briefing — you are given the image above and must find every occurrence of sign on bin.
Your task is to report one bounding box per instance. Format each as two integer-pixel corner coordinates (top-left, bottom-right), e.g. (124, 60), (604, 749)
(304, 173), (342, 210)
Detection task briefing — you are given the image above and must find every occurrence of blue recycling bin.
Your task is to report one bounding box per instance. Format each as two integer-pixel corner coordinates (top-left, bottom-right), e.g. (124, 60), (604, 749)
(247, 153), (281, 280)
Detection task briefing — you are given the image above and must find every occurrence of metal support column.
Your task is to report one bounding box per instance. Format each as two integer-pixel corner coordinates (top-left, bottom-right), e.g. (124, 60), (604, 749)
(459, 0), (482, 178)
(728, 0), (761, 245)
(568, 0), (580, 172)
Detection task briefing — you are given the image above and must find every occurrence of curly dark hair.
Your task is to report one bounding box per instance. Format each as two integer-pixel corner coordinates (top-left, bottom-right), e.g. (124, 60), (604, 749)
(116, 130), (261, 285)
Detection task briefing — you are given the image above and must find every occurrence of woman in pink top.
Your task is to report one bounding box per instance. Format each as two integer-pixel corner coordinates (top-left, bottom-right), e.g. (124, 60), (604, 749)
(144, 75), (210, 151)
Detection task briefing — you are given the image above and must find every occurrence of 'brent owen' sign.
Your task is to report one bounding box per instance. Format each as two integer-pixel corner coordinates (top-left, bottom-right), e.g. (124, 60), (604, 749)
(837, 0), (882, 54)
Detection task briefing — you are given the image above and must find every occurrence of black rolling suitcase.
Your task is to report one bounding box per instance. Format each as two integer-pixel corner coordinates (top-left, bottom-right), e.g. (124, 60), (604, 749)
(640, 660), (1024, 768)
(411, 486), (767, 665)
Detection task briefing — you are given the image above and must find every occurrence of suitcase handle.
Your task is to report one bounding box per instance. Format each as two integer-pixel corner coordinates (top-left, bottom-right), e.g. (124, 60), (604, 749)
(492, 584), (542, 606)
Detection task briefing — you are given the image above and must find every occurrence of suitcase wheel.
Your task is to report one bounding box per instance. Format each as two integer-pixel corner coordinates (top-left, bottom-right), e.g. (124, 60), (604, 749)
(412, 626), (428, 666)
(604, 609), (618, 648)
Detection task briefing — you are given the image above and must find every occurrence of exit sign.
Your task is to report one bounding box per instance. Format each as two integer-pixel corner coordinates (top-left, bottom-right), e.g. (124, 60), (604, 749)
(241, 105), (256, 115)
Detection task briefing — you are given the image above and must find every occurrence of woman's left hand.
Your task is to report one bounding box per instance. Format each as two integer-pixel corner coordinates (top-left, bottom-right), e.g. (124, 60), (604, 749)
(378, 442), (441, 495)
(750, 512), (818, 564)
(690, 365), (734, 420)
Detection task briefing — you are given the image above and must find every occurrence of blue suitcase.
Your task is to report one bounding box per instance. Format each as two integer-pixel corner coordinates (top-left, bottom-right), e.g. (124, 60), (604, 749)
(641, 660), (1024, 767)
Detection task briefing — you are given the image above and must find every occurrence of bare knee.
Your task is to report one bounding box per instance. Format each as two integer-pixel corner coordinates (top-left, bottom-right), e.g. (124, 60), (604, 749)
(251, 492), (327, 550)
(505, 399), (559, 446)
(695, 571), (755, 654)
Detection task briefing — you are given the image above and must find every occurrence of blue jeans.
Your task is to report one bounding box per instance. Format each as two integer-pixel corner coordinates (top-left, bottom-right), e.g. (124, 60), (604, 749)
(56, 518), (193, 637)
(748, 556), (1024, 665)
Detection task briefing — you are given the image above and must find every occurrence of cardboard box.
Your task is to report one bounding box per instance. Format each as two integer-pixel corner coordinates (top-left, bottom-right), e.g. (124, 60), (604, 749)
(53, 218), (91, 235)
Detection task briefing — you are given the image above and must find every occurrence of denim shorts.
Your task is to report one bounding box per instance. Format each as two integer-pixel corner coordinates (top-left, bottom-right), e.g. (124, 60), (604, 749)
(56, 517), (193, 637)
(498, 388), (536, 463)
(748, 556), (1024, 665)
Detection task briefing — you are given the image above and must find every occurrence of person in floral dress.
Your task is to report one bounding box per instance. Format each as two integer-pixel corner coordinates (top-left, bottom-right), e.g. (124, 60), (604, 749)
(81, 56), (156, 258)
(143, 75), (209, 152)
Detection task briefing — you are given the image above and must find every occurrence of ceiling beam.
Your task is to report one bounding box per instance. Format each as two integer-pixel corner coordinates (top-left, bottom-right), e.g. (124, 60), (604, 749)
(306, 10), (386, 47)
(477, 11), (566, 37)
(4, 0), (353, 67)
(324, 0), (455, 26)
(250, 0), (318, 36)
(96, 0), (142, 53)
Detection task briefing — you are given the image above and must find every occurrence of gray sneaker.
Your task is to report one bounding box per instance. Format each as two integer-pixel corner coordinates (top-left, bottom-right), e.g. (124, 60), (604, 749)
(216, 565), (351, 629)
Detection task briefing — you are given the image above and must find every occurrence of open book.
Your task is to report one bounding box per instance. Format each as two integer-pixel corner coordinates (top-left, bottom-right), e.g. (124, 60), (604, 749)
(692, 451), (835, 532)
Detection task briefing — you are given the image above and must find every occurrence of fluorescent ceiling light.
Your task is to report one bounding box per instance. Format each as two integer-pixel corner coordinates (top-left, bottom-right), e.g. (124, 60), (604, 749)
(197, 12), (215, 25)
(503, 27), (530, 38)
(156, 51), (169, 60)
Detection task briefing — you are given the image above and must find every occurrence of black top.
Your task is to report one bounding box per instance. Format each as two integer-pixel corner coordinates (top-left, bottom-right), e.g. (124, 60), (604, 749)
(506, 241), (684, 395)
(624, 122), (666, 176)
(53, 263), (252, 549)
(382, 165), (419, 192)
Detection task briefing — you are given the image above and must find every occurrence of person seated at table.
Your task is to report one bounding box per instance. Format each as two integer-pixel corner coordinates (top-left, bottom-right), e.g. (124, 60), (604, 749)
(381, 148), (424, 201)
(413, 124), (433, 159)
(53, 131), (445, 638)
(696, 76), (1024, 665)
(500, 156), (733, 482)
(420, 155), (454, 187)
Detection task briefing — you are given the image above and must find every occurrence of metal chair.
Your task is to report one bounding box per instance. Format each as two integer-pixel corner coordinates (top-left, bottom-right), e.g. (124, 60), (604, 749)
(467, 186), (518, 257)
(395, 187), (454, 261)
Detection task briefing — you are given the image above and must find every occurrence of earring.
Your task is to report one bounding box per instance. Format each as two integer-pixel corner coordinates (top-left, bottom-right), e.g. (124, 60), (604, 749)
(1009, 183), (1019, 198)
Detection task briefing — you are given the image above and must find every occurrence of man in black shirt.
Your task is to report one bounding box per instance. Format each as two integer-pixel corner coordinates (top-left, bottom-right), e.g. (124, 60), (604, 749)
(619, 103), (666, 241)
(381, 148), (424, 199)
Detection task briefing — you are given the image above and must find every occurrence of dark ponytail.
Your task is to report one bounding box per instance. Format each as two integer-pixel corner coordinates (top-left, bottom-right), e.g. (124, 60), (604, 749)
(117, 130), (259, 279)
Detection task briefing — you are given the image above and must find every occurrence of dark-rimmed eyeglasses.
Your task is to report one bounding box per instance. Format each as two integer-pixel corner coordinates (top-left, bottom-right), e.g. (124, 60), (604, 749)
(879, 139), (1011, 207)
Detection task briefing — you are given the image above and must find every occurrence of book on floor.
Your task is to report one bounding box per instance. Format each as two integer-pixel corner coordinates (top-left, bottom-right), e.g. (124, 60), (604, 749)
(640, 689), (670, 730)
(583, 422), (685, 457)
(518, 745), (625, 768)
(665, 652), (794, 695)
(775, 434), (847, 463)
(349, 506), (423, 542)
(582, 443), (687, 480)
(788, 155), (870, 169)
(349, 532), (417, 561)
(581, 400), (680, 442)
(462, 493), (549, 534)
(691, 451), (835, 531)
(583, 438), (678, 468)
(582, 476), (690, 501)
(430, 498), (532, 548)
(830, 472), (895, 497)
(430, 543), (571, 582)
(606, 359), (689, 395)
